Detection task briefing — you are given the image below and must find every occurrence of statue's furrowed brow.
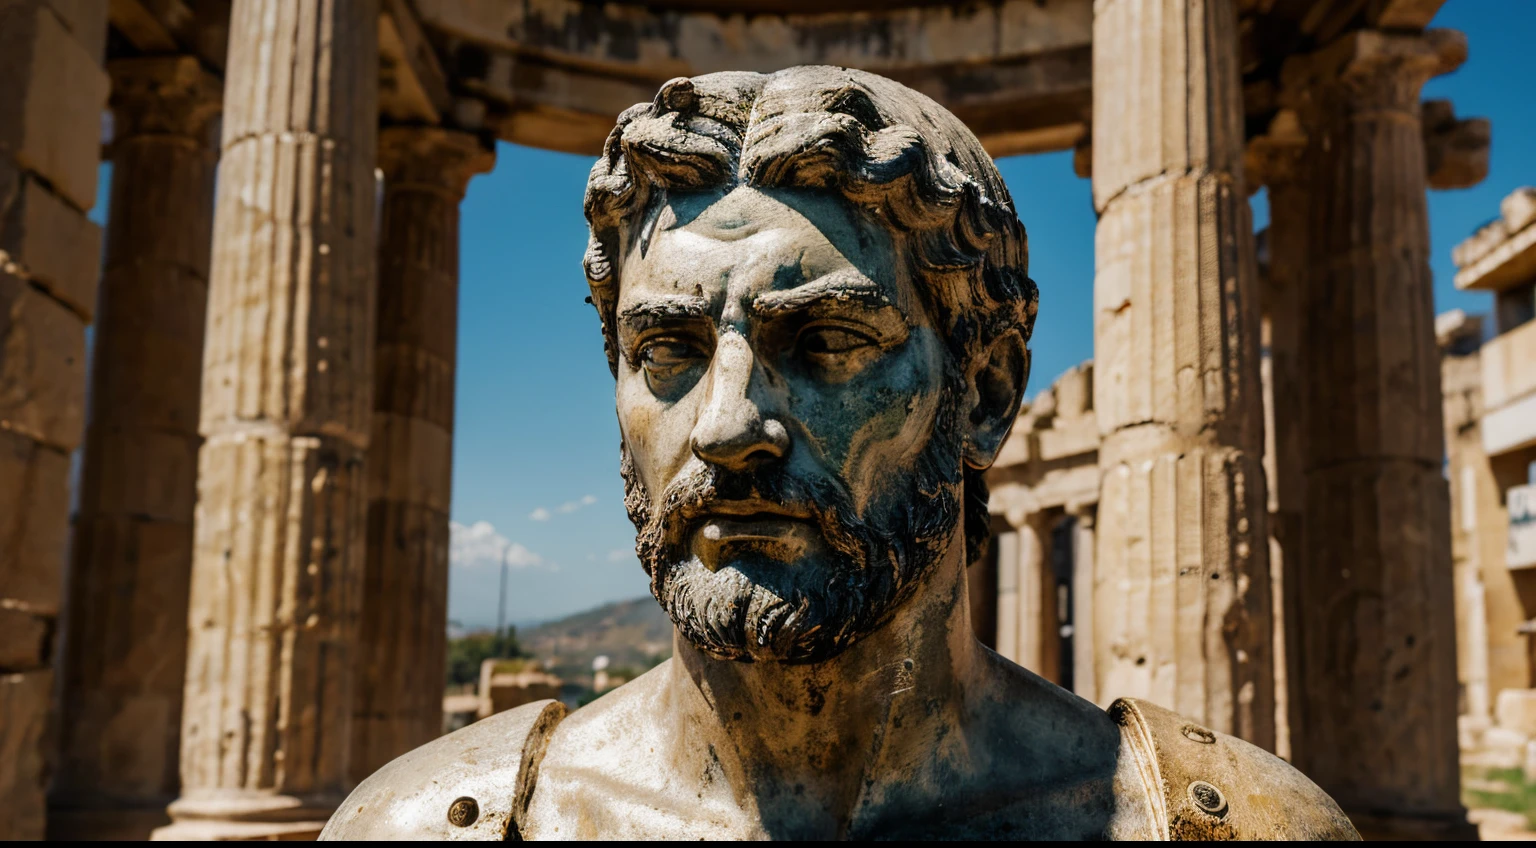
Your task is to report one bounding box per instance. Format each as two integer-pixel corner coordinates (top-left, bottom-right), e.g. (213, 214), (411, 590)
(751, 275), (895, 318)
(618, 295), (711, 333)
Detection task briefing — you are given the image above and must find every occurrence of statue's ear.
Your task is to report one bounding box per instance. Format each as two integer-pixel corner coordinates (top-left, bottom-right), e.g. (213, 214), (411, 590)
(962, 331), (1028, 470)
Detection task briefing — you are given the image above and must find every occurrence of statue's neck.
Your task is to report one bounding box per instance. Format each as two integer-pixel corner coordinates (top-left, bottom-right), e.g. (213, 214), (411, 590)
(661, 536), (982, 837)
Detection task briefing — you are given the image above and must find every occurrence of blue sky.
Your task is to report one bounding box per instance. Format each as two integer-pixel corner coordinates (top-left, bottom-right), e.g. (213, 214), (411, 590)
(446, 3), (1536, 628)
(82, 6), (1534, 629)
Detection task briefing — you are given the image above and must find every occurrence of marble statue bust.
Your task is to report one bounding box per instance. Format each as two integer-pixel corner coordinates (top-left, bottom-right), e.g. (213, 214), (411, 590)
(321, 66), (1358, 841)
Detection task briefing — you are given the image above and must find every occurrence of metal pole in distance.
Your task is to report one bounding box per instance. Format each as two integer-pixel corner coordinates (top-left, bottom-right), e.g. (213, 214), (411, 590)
(496, 541), (509, 655)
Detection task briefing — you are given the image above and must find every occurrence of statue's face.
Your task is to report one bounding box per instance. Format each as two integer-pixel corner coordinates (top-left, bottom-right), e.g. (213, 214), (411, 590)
(615, 186), (966, 663)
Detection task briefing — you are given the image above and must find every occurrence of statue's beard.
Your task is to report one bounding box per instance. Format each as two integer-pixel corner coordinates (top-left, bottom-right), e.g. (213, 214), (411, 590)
(620, 396), (965, 664)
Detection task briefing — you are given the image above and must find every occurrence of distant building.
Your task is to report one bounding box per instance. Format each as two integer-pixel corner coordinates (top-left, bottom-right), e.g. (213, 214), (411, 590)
(1443, 189), (1536, 767)
(477, 659), (563, 720)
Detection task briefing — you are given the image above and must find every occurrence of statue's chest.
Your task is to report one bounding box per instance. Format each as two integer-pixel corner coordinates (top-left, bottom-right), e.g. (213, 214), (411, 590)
(519, 767), (1142, 841)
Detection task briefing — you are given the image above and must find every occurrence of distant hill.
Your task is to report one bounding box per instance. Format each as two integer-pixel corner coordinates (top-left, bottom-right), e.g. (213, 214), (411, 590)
(519, 596), (673, 681)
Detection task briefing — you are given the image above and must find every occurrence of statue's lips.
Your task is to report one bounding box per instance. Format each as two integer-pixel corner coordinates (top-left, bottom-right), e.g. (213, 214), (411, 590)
(686, 500), (817, 548)
(699, 515), (810, 543)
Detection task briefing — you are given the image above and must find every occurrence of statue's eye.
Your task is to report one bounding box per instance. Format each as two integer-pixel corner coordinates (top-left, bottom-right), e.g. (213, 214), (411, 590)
(637, 338), (704, 372)
(799, 326), (874, 356)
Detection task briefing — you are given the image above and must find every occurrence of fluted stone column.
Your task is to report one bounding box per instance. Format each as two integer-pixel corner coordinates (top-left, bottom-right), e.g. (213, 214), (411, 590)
(1281, 30), (1472, 839)
(154, 0), (379, 840)
(351, 128), (493, 783)
(993, 528), (1020, 661)
(1068, 504), (1097, 705)
(1250, 111), (1308, 763)
(49, 55), (221, 842)
(1090, 0), (1273, 747)
(1015, 516), (1048, 675)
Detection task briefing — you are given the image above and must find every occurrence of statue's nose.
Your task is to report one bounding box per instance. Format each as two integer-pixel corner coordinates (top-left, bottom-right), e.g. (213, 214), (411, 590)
(690, 333), (788, 470)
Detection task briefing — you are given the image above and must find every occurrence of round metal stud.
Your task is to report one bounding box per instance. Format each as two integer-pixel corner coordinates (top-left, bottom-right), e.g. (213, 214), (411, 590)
(1188, 780), (1228, 818)
(1181, 723), (1216, 744)
(447, 796), (479, 828)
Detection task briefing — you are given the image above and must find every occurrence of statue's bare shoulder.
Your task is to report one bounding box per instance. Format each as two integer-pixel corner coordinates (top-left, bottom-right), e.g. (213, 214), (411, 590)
(1107, 697), (1360, 841)
(319, 699), (566, 841)
(947, 649), (1159, 840)
(521, 661), (761, 840)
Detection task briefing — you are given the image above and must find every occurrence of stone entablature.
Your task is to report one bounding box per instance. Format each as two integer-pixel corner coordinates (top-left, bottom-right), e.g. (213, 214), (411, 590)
(1455, 188), (1536, 293)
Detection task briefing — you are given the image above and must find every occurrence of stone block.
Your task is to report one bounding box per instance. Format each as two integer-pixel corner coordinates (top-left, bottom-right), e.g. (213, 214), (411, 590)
(1453, 219), (1506, 269)
(1496, 688), (1536, 738)
(1480, 726), (1530, 770)
(374, 343), (455, 429)
(1089, 0), (1243, 208)
(1460, 714), (1491, 751)
(0, 159), (102, 317)
(1470, 808), (1531, 841)
(0, 669), (52, 840)
(0, 428), (69, 612)
(90, 268), (207, 434)
(993, 427), (1034, 468)
(0, 1), (108, 211)
(368, 412), (452, 513)
(200, 135), (377, 443)
(1037, 421), (1099, 462)
(480, 662), (562, 718)
(76, 430), (200, 522)
(1055, 363), (1093, 416)
(0, 271), (87, 450)
(1504, 188), (1536, 235)
(1092, 173), (1258, 441)
(0, 606), (50, 670)
(44, 0), (107, 61)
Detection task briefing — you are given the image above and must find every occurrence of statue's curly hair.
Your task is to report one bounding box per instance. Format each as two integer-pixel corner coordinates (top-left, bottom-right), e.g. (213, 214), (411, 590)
(582, 66), (1037, 566)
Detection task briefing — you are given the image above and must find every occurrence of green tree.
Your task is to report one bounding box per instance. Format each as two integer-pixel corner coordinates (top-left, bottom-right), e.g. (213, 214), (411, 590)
(446, 629), (525, 688)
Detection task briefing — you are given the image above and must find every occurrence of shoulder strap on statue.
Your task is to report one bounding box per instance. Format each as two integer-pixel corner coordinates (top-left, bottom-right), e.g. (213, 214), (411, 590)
(1107, 697), (1360, 841)
(320, 699), (568, 841)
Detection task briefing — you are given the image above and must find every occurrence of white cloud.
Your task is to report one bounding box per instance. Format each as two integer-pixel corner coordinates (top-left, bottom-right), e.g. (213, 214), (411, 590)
(504, 542), (544, 567)
(529, 494), (597, 522)
(450, 520), (553, 571)
(558, 494), (598, 514)
(606, 548), (634, 563)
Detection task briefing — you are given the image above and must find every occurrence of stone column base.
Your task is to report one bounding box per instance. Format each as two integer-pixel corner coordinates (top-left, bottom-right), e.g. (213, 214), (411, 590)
(150, 819), (327, 841)
(150, 794), (338, 842)
(46, 803), (171, 841)
(1348, 809), (1479, 842)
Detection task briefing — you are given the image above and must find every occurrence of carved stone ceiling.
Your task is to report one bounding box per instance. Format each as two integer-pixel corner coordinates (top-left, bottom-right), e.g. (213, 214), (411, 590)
(107, 0), (1450, 159)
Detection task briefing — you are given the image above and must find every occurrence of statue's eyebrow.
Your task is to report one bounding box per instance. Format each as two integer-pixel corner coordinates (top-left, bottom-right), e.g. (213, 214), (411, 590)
(617, 295), (710, 332)
(750, 275), (895, 317)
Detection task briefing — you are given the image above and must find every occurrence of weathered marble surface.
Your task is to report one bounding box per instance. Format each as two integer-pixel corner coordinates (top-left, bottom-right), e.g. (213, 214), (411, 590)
(325, 66), (1356, 842)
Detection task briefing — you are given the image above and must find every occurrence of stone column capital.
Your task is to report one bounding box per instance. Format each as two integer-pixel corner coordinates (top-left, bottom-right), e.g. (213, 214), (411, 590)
(378, 126), (495, 199)
(1245, 109), (1308, 191)
(107, 56), (222, 144)
(1280, 29), (1464, 116)
(1422, 99), (1491, 190)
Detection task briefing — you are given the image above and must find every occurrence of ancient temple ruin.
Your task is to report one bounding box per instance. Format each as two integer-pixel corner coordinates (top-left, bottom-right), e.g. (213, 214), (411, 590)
(0, 0), (1494, 840)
